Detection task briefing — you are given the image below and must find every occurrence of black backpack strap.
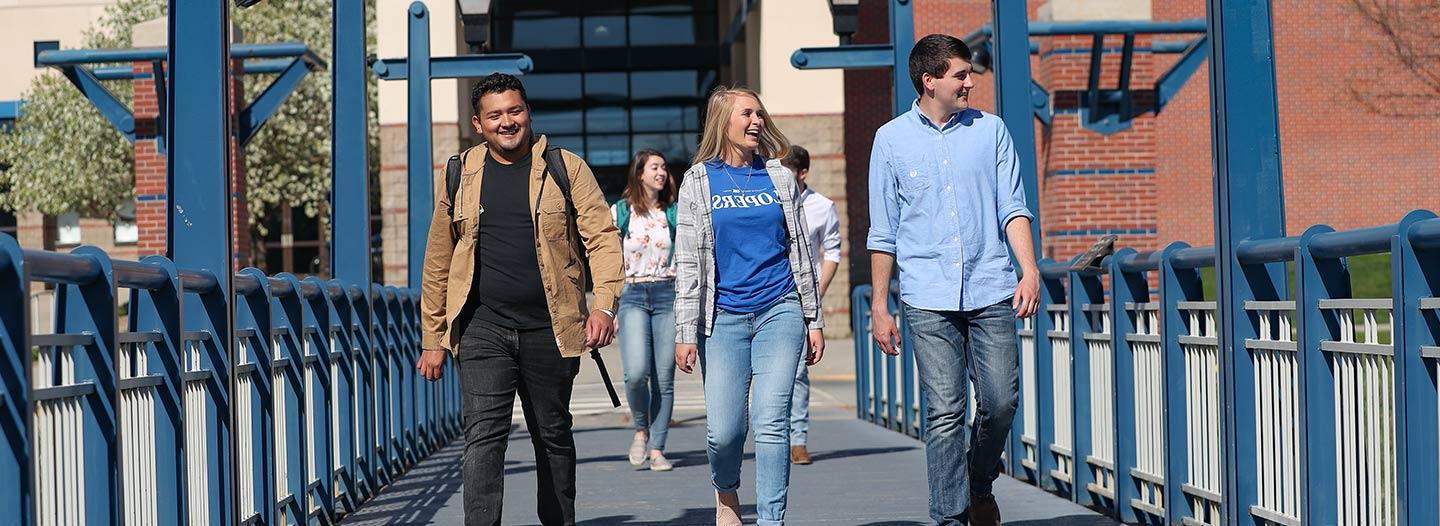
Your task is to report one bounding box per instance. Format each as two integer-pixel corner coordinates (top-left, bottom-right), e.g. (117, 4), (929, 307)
(444, 152), (462, 217)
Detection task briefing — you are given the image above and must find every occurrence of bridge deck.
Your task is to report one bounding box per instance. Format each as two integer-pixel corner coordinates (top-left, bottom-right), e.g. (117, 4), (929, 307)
(342, 342), (1116, 525)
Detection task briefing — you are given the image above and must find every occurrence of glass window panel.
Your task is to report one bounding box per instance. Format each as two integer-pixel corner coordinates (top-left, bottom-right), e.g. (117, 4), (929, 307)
(630, 106), (685, 133)
(508, 17), (581, 49)
(630, 70), (699, 100)
(583, 16), (626, 47)
(628, 14), (698, 46)
(522, 73), (582, 102)
(633, 132), (696, 166)
(684, 106), (700, 129)
(629, 0), (697, 14)
(585, 106), (629, 134)
(56, 212), (80, 246)
(547, 134), (586, 153)
(586, 134), (631, 167)
(584, 72), (628, 102)
(530, 109), (585, 135)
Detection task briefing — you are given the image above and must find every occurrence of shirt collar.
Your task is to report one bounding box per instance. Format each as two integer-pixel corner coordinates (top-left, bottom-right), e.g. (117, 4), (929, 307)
(909, 99), (963, 132)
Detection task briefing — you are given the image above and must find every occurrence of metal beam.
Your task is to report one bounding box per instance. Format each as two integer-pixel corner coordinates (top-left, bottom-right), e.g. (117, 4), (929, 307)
(36, 43), (318, 67)
(790, 44), (894, 70)
(1155, 36), (1210, 114)
(993, 1), (1042, 252)
(1205, 1), (1287, 525)
(407, 1), (432, 289)
(58, 65), (135, 140)
(238, 58), (318, 146)
(369, 53), (533, 80)
(167, 2), (235, 526)
(889, 0), (915, 117)
(330, 0), (371, 501)
(92, 58), (303, 80)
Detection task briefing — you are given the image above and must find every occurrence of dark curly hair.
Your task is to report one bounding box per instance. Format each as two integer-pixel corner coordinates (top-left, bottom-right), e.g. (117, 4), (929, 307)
(471, 73), (528, 116)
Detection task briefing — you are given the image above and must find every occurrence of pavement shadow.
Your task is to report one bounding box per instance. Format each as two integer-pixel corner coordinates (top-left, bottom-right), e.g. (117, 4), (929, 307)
(338, 444), (464, 525)
(576, 505), (757, 525)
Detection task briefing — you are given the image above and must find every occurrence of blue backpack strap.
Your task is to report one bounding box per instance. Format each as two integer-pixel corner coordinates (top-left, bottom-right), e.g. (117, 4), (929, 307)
(664, 201), (678, 264)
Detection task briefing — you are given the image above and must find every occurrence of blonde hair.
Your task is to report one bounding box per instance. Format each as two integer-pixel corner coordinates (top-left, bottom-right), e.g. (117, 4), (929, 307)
(692, 87), (791, 165)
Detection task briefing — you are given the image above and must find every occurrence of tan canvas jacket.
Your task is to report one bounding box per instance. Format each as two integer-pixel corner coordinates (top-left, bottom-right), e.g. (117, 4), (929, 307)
(420, 135), (623, 358)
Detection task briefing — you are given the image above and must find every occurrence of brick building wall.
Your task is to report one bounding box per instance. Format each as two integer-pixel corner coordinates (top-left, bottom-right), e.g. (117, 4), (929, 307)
(378, 122), (465, 287)
(773, 113), (849, 336)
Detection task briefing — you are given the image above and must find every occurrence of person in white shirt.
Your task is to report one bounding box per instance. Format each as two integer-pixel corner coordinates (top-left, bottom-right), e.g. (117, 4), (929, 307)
(779, 145), (841, 465)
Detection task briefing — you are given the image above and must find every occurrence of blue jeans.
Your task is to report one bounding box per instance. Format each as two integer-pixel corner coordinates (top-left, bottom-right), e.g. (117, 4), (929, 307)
(618, 281), (677, 451)
(699, 292), (805, 526)
(789, 340), (810, 446)
(905, 299), (1019, 526)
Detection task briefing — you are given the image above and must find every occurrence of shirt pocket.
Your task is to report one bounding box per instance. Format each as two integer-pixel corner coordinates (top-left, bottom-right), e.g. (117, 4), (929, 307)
(894, 156), (932, 196)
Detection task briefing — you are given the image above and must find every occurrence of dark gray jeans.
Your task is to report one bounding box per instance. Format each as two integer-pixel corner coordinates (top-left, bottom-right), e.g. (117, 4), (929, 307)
(905, 299), (1019, 526)
(457, 314), (581, 526)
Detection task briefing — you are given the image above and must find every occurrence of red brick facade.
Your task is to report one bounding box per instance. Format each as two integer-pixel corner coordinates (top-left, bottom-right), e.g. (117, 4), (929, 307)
(131, 59), (251, 270)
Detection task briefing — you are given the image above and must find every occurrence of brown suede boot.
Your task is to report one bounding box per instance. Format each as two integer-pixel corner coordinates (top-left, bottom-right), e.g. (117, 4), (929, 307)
(790, 445), (813, 465)
(969, 493), (1002, 526)
(716, 491), (742, 526)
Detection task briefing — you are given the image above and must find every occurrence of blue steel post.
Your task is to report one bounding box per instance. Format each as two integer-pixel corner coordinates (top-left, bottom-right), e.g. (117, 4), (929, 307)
(318, 279), (357, 512)
(1109, 249), (1147, 523)
(331, 0), (369, 299)
(57, 246), (120, 522)
(233, 267), (274, 525)
(407, 1), (433, 289)
(167, 1), (235, 523)
(1206, 1), (1287, 524)
(1398, 213), (1440, 525)
(0, 236), (27, 525)
(889, 0), (914, 117)
(1033, 261), (1065, 491)
(292, 274), (335, 522)
(1159, 243), (1206, 525)
(1294, 226), (1340, 525)
(991, 0), (1042, 476)
(1067, 264), (1104, 508)
(266, 274), (306, 524)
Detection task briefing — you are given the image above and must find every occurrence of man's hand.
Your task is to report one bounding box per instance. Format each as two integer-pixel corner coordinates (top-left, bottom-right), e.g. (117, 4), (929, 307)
(585, 309), (617, 348)
(871, 306), (901, 356)
(806, 329), (826, 366)
(675, 343), (699, 374)
(417, 349), (447, 381)
(1013, 273), (1040, 318)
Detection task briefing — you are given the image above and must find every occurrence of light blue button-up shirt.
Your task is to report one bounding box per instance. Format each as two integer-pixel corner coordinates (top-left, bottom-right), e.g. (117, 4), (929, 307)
(867, 102), (1033, 312)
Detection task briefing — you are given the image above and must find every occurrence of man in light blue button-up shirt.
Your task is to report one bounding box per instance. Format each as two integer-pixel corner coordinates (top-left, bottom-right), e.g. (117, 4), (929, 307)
(867, 34), (1040, 526)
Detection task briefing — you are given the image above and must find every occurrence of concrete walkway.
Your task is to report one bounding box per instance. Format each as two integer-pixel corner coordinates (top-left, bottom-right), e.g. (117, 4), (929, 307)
(341, 341), (1118, 525)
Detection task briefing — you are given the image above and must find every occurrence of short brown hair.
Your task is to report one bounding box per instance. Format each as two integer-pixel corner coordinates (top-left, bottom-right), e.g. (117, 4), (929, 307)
(908, 34), (972, 95)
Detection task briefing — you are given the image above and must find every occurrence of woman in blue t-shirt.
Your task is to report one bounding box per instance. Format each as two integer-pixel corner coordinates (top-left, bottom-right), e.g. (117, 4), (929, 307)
(672, 87), (827, 526)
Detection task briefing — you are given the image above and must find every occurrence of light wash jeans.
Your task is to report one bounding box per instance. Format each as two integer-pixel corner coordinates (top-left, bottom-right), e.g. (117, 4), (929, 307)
(618, 281), (677, 451)
(699, 292), (806, 526)
(789, 341), (810, 446)
(905, 299), (1019, 526)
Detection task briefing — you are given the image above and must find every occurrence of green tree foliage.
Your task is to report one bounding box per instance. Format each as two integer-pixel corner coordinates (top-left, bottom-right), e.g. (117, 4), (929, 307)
(0, 0), (378, 236)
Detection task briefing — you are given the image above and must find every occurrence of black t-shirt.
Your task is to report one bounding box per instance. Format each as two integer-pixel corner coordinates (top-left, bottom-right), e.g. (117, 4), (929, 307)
(471, 152), (552, 330)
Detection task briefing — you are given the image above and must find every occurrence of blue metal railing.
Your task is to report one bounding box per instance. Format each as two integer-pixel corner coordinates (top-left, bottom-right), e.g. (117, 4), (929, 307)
(0, 234), (461, 525)
(851, 210), (1440, 525)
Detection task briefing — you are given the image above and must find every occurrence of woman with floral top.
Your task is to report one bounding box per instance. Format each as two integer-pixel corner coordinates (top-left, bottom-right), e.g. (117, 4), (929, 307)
(613, 148), (680, 471)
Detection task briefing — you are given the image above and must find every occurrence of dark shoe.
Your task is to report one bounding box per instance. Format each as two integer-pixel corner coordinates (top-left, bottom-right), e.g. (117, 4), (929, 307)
(790, 445), (813, 465)
(969, 493), (1001, 526)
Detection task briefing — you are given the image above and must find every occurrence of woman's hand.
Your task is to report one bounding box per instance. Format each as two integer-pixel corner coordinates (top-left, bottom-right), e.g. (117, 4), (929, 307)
(676, 343), (699, 374)
(806, 329), (825, 366)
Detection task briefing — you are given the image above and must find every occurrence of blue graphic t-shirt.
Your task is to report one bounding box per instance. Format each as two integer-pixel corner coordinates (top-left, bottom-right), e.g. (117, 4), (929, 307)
(707, 157), (795, 313)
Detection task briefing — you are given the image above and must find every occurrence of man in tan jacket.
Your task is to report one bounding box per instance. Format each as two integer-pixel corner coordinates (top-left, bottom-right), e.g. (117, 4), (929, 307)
(415, 73), (623, 526)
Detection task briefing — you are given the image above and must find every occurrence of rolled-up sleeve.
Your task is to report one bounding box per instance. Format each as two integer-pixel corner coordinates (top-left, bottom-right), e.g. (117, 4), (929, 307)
(866, 136), (899, 254)
(822, 203), (841, 263)
(995, 124), (1034, 230)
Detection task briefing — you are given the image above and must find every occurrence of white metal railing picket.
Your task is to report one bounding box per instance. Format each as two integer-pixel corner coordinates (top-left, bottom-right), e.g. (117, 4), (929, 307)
(183, 339), (210, 525)
(1129, 304), (1165, 514)
(1020, 316), (1039, 471)
(34, 344), (85, 526)
(1085, 306), (1116, 498)
(119, 339), (158, 525)
(1048, 305), (1074, 485)
(235, 339), (257, 522)
(1321, 299), (1396, 526)
(1179, 302), (1221, 526)
(1247, 301), (1301, 525)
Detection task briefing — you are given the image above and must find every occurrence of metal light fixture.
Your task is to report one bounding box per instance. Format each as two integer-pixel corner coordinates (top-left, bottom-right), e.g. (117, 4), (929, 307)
(970, 41), (993, 74)
(827, 0), (860, 45)
(457, 0), (493, 52)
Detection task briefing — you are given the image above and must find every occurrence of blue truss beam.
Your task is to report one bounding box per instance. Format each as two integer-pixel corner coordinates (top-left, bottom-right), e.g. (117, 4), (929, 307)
(238, 58), (321, 145)
(369, 53), (533, 80)
(0, 100), (21, 121)
(790, 44), (894, 70)
(36, 43), (319, 67)
(92, 59), (298, 80)
(58, 65), (135, 140)
(1156, 36), (1210, 114)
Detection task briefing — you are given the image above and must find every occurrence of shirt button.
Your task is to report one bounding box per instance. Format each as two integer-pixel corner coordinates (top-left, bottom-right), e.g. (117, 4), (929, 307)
(950, 211), (957, 217)
(945, 185), (952, 192)
(943, 159), (949, 165)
